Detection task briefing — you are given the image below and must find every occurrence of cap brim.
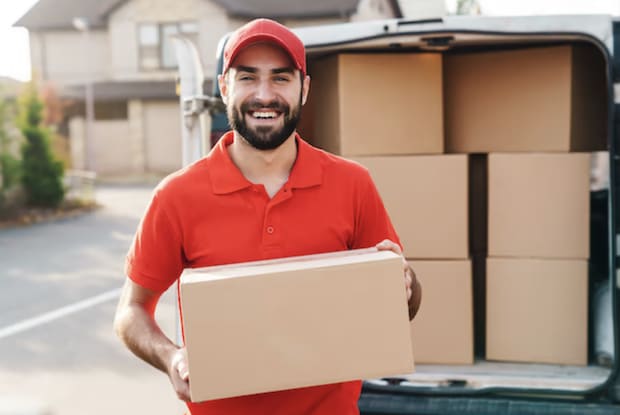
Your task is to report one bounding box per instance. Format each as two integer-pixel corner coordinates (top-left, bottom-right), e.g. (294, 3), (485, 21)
(225, 33), (303, 74)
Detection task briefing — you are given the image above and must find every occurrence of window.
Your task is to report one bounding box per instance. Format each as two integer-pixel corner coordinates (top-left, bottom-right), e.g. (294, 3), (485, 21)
(138, 21), (199, 70)
(139, 24), (160, 70)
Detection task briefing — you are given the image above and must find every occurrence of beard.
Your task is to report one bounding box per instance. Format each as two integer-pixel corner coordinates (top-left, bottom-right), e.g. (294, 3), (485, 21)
(228, 94), (302, 151)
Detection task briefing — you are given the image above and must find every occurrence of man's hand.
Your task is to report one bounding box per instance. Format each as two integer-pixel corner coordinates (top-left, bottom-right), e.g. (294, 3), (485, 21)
(168, 347), (191, 402)
(114, 279), (192, 402)
(376, 239), (422, 320)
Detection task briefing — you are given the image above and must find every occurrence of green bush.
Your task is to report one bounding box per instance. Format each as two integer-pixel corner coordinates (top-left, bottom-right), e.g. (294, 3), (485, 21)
(18, 83), (65, 208)
(0, 153), (21, 189)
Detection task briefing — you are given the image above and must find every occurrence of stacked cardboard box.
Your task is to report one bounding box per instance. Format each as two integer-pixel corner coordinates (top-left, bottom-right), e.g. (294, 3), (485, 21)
(301, 44), (606, 367)
(485, 257), (589, 365)
(356, 156), (474, 365)
(444, 45), (605, 366)
(485, 153), (591, 365)
(304, 53), (474, 365)
(303, 53), (444, 156)
(407, 260), (473, 365)
(351, 155), (468, 259)
(444, 45), (606, 154)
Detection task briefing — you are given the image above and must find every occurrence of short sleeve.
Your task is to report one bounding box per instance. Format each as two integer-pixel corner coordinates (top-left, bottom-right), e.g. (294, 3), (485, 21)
(351, 168), (402, 251)
(125, 190), (184, 293)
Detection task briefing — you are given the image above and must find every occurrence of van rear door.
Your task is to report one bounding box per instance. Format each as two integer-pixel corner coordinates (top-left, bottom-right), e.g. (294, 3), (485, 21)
(289, 15), (619, 410)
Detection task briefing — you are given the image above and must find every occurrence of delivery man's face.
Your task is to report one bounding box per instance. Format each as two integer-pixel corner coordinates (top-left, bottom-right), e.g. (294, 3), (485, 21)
(219, 42), (310, 150)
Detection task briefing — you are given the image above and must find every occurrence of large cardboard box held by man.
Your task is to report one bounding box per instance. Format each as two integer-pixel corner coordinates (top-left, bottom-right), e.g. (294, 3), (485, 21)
(486, 258), (588, 365)
(409, 260), (474, 364)
(306, 53), (443, 156)
(180, 249), (415, 402)
(354, 155), (468, 259)
(445, 45), (607, 153)
(488, 153), (590, 259)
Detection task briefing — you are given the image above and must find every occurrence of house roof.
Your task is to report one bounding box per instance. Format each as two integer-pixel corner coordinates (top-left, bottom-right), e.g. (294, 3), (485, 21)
(14, 0), (383, 30)
(14, 0), (120, 30)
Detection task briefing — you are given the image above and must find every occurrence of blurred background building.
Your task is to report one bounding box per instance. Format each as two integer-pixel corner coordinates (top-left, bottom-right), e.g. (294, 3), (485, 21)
(13, 0), (447, 177)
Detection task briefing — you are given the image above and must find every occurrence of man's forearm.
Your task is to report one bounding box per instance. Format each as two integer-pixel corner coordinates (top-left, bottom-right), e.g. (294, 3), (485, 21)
(114, 303), (178, 374)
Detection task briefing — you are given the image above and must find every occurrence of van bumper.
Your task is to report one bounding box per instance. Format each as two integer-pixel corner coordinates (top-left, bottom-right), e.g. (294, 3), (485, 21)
(358, 393), (620, 415)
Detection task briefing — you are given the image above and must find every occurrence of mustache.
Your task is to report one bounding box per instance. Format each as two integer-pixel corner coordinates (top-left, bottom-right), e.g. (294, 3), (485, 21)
(240, 99), (289, 113)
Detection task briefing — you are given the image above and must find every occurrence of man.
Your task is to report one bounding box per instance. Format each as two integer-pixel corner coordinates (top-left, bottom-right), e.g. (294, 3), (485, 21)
(114, 18), (421, 415)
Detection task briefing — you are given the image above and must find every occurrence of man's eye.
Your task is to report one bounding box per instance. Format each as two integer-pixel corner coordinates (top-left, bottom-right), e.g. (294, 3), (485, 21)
(239, 75), (254, 81)
(274, 76), (290, 82)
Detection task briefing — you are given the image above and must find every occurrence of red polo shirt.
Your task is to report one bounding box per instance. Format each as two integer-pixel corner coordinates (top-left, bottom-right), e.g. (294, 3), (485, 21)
(126, 131), (400, 415)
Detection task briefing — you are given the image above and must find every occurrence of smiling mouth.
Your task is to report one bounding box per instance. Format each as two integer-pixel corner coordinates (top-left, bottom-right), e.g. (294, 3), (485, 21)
(249, 110), (281, 120)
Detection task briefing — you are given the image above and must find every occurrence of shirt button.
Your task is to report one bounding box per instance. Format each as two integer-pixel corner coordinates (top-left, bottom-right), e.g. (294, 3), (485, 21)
(266, 226), (274, 234)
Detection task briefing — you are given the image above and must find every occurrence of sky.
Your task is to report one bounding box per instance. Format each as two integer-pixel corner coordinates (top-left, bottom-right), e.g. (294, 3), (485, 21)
(1, 0), (620, 82)
(0, 0), (38, 81)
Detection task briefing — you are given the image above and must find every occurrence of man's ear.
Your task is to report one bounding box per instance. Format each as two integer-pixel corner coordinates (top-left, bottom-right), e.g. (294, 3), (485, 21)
(218, 73), (229, 105)
(301, 75), (310, 106)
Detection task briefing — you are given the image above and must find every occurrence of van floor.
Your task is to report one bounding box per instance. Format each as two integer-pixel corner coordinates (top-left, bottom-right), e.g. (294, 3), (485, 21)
(395, 360), (611, 391)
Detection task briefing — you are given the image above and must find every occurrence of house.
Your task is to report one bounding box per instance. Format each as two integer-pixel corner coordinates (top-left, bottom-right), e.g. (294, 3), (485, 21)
(15, 0), (442, 176)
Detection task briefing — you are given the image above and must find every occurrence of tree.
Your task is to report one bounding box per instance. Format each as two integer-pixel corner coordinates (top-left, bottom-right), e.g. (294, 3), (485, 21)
(17, 82), (65, 207)
(0, 87), (21, 191)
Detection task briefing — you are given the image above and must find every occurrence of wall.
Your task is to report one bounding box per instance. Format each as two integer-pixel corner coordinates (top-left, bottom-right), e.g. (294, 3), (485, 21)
(69, 100), (184, 176)
(108, 0), (228, 81)
(69, 117), (134, 175)
(31, 30), (110, 86)
(29, 33), (45, 82)
(142, 100), (183, 173)
(397, 0), (446, 19)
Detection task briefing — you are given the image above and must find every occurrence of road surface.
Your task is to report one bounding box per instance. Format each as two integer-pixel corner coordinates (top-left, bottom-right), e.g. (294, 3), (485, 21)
(0, 184), (185, 415)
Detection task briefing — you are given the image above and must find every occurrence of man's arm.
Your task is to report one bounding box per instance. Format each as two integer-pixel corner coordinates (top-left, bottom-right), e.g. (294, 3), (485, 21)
(406, 262), (422, 320)
(113, 278), (191, 401)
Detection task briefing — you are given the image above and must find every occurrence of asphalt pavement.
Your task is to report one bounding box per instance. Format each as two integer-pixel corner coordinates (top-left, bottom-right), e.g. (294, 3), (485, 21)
(0, 184), (185, 415)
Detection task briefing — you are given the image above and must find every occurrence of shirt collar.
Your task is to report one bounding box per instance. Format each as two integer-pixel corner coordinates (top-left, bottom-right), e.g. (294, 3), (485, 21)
(208, 131), (323, 195)
(288, 133), (323, 189)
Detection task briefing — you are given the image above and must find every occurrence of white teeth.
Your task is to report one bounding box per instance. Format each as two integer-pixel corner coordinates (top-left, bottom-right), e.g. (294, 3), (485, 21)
(253, 111), (277, 119)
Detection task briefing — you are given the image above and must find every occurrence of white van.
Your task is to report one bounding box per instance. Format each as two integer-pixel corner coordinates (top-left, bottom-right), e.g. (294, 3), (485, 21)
(179, 14), (619, 414)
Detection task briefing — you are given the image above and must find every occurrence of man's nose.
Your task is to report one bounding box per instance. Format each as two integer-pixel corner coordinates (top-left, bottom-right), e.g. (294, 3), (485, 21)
(254, 80), (276, 102)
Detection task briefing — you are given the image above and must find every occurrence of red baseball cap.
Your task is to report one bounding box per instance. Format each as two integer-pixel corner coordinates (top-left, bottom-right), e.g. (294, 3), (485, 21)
(222, 18), (306, 76)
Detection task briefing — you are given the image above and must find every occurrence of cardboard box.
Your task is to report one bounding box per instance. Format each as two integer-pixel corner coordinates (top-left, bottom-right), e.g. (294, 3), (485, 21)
(488, 153), (590, 259)
(409, 260), (474, 364)
(354, 155), (468, 259)
(486, 258), (588, 365)
(180, 249), (414, 402)
(445, 45), (607, 153)
(307, 53), (443, 156)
